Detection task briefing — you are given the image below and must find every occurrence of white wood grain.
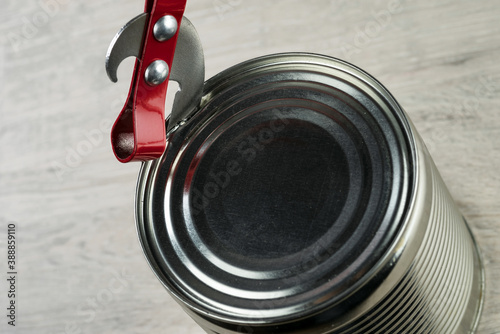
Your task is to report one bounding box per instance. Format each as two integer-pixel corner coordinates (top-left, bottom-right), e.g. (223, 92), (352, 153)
(0, 0), (499, 333)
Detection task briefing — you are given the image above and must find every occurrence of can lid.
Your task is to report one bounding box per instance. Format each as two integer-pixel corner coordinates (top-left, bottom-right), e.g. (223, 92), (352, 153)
(136, 53), (413, 325)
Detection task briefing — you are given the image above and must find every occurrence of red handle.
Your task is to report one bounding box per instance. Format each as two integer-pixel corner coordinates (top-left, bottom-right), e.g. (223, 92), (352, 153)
(111, 0), (187, 163)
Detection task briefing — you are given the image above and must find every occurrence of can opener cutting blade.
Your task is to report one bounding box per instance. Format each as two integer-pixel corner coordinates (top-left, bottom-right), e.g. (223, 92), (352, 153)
(105, 0), (204, 163)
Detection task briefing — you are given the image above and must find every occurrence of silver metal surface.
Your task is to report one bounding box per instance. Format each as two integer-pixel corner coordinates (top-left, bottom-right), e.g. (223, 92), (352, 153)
(153, 15), (178, 42)
(144, 59), (169, 86)
(136, 53), (484, 333)
(105, 12), (148, 83)
(167, 17), (205, 132)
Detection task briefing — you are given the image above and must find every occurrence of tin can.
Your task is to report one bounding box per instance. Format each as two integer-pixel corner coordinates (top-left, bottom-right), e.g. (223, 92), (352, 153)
(136, 53), (484, 333)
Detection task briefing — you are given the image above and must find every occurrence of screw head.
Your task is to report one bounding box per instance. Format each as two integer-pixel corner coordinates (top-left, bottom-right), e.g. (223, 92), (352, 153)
(144, 60), (169, 86)
(153, 15), (178, 42)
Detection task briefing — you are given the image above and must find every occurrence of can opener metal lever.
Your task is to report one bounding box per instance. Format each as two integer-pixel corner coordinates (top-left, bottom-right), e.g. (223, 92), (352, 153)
(105, 0), (204, 162)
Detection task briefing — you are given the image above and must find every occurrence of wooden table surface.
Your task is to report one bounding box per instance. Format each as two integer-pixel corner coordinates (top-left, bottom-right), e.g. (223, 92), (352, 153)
(1, 0), (499, 333)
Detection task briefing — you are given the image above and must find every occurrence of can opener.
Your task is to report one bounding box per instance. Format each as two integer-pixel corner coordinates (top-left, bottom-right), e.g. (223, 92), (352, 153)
(105, 0), (204, 162)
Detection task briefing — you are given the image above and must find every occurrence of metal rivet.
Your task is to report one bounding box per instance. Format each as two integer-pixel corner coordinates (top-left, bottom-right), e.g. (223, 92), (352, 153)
(144, 60), (169, 86)
(153, 15), (178, 42)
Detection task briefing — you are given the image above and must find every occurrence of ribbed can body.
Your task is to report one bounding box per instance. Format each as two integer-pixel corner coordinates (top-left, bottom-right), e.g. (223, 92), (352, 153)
(324, 132), (485, 334)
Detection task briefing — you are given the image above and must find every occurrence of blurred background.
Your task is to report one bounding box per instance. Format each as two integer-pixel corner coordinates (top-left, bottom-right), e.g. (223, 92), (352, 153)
(0, 0), (499, 333)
